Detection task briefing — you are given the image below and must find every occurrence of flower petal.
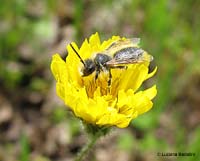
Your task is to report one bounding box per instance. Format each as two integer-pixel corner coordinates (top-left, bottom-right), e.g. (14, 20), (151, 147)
(143, 85), (157, 100)
(51, 54), (68, 100)
(116, 64), (148, 92)
(66, 43), (81, 82)
(145, 66), (157, 80)
(89, 32), (101, 53)
(51, 54), (68, 81)
(96, 109), (132, 128)
(134, 85), (157, 115)
(79, 39), (92, 59)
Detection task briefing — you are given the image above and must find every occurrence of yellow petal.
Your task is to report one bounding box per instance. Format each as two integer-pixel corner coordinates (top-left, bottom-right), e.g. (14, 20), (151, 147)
(51, 54), (68, 100)
(66, 43), (81, 84)
(115, 117), (132, 128)
(145, 66), (157, 80)
(117, 64), (148, 92)
(79, 39), (92, 59)
(143, 85), (157, 100)
(97, 110), (132, 128)
(66, 42), (80, 67)
(56, 82), (65, 100)
(51, 54), (68, 81)
(134, 85), (157, 115)
(89, 32), (101, 53)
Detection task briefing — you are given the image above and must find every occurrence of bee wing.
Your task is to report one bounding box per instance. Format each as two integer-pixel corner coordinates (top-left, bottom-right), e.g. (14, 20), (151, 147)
(106, 47), (153, 67)
(106, 54), (142, 66)
(105, 38), (140, 56)
(106, 58), (139, 66)
(107, 38), (140, 49)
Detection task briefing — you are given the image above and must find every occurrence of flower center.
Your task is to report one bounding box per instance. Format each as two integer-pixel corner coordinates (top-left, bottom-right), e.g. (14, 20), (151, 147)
(79, 67), (125, 98)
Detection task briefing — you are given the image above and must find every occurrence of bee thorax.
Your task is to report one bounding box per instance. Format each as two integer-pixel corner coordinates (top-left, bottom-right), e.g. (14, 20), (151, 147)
(94, 54), (112, 67)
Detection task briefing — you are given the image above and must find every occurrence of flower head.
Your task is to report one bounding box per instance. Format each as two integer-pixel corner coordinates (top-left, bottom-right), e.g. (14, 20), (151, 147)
(51, 32), (157, 128)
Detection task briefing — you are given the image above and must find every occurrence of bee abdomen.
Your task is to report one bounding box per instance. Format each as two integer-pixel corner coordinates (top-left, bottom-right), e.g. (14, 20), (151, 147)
(114, 47), (144, 60)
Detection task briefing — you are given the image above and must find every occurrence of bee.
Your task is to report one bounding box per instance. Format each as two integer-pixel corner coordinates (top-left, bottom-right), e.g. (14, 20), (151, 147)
(69, 38), (153, 86)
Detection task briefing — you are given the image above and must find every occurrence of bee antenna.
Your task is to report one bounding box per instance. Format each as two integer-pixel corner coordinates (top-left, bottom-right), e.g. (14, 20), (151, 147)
(69, 43), (86, 66)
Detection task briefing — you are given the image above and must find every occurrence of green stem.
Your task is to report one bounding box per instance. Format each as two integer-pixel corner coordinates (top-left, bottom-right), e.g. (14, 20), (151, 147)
(74, 133), (99, 161)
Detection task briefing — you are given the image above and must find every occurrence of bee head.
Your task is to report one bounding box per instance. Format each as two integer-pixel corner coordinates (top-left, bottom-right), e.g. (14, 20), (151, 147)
(69, 43), (96, 76)
(81, 59), (95, 76)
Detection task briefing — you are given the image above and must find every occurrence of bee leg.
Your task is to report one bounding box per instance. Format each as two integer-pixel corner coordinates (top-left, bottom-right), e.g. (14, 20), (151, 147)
(95, 69), (100, 80)
(99, 64), (112, 85)
(111, 66), (127, 69)
(124, 66), (128, 70)
(93, 69), (99, 89)
(119, 66), (127, 69)
(107, 69), (112, 91)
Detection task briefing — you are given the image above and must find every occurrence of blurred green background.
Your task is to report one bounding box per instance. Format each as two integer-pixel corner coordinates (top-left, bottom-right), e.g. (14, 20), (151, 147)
(0, 0), (200, 161)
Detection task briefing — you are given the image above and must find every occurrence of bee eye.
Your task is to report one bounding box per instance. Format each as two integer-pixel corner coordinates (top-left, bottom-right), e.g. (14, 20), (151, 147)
(82, 59), (95, 76)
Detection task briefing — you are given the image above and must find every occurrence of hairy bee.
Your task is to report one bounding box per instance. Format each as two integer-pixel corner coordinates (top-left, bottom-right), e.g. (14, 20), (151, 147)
(69, 38), (153, 86)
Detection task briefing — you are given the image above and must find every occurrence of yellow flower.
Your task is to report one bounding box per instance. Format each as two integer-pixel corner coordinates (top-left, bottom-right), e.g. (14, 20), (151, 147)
(51, 32), (157, 128)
